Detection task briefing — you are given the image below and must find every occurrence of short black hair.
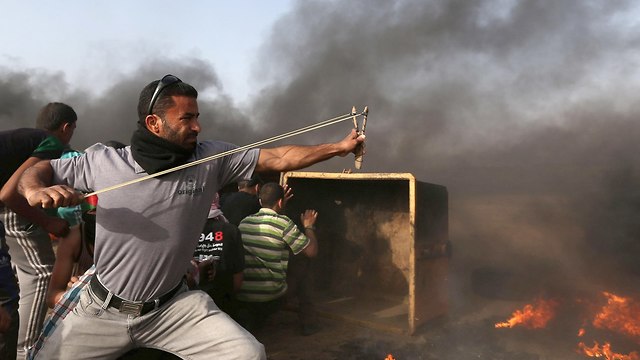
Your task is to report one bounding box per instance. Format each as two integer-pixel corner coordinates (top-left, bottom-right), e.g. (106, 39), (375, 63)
(137, 77), (198, 123)
(35, 102), (77, 131)
(258, 182), (284, 208)
(104, 140), (126, 149)
(238, 173), (264, 189)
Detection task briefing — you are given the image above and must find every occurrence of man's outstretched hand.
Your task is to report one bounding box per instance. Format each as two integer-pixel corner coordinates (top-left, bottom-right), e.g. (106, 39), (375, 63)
(336, 129), (366, 157)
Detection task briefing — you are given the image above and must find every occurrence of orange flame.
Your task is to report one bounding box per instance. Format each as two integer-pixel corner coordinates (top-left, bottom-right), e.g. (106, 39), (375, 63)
(495, 298), (558, 329)
(578, 341), (640, 360)
(495, 292), (640, 358)
(385, 355), (396, 360)
(592, 292), (640, 341)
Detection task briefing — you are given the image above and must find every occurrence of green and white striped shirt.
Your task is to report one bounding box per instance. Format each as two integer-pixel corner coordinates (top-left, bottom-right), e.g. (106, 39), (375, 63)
(237, 208), (310, 302)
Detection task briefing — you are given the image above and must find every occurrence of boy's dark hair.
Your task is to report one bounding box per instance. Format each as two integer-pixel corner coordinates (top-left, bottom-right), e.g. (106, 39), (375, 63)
(104, 140), (126, 149)
(137, 78), (198, 123)
(35, 102), (77, 131)
(258, 182), (284, 208)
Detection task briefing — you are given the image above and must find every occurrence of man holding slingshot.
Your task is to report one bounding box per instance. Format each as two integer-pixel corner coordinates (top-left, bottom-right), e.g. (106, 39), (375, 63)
(16, 75), (365, 359)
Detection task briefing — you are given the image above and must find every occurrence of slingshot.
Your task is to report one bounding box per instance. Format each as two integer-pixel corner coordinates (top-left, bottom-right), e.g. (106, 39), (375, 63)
(85, 107), (370, 197)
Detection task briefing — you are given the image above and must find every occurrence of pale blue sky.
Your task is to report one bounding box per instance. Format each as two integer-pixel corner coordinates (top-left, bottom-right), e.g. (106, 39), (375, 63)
(0, 1), (293, 102)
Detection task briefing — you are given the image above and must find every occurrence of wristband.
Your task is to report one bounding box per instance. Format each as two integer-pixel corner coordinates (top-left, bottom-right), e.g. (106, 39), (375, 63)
(304, 226), (316, 231)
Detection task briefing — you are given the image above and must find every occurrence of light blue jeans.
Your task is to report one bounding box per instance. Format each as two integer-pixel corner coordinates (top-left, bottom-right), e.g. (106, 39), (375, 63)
(35, 284), (265, 359)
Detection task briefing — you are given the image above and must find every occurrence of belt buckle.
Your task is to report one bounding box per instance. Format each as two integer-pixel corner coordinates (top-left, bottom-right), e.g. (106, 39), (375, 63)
(119, 301), (144, 316)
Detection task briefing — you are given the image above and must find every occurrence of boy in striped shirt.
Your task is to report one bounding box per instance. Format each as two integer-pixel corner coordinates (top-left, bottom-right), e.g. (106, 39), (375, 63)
(236, 182), (318, 333)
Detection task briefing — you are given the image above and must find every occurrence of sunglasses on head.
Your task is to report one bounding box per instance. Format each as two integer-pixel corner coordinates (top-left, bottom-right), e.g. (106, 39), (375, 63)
(147, 74), (182, 115)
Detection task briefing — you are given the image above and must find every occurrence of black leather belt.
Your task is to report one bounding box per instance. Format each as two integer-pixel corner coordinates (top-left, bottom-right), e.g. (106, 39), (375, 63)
(89, 276), (182, 316)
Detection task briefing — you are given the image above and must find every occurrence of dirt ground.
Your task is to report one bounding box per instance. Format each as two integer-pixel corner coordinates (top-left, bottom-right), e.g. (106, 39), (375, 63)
(255, 307), (430, 360)
(253, 298), (593, 360)
(253, 272), (640, 360)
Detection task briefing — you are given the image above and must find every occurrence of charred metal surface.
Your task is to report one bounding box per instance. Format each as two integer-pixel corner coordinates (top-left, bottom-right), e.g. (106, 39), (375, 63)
(285, 177), (410, 294)
(282, 172), (449, 335)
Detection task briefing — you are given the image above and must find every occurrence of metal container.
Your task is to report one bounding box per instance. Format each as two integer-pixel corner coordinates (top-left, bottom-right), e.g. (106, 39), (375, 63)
(281, 172), (449, 335)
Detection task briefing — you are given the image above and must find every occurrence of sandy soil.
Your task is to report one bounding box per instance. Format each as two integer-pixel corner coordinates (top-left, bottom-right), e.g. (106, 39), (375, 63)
(254, 291), (637, 360)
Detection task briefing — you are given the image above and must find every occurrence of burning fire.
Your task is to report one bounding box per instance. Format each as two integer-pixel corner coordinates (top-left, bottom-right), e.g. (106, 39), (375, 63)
(496, 292), (640, 359)
(384, 355), (396, 360)
(495, 298), (558, 329)
(576, 292), (640, 359)
(591, 292), (640, 340)
(578, 341), (639, 360)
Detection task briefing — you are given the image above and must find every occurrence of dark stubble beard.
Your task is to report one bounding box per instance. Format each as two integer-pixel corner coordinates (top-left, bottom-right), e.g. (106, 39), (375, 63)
(160, 118), (197, 151)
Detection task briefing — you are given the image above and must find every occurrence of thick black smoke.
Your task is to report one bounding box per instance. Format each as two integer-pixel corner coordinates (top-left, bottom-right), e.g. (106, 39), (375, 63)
(2, 0), (640, 299)
(249, 0), (640, 297)
(0, 59), (256, 149)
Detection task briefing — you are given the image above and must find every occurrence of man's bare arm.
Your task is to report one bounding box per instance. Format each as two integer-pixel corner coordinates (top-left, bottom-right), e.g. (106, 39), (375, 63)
(0, 157), (52, 225)
(256, 129), (365, 173)
(46, 226), (81, 308)
(18, 159), (83, 209)
(0, 157), (70, 237)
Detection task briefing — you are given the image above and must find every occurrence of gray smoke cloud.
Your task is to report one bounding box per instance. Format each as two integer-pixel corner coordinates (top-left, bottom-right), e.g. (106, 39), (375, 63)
(2, 0), (640, 300)
(0, 58), (256, 148)
(249, 0), (640, 299)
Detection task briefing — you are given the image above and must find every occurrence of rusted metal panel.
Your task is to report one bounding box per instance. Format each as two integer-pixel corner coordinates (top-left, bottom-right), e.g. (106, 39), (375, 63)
(281, 172), (449, 335)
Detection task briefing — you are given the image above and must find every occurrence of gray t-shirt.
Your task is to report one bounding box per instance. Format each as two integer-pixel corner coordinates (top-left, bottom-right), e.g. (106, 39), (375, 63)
(51, 141), (259, 301)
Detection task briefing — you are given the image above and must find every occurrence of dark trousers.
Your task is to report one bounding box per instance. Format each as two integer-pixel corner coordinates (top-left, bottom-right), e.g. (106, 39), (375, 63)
(286, 255), (315, 327)
(0, 298), (19, 360)
(236, 297), (285, 333)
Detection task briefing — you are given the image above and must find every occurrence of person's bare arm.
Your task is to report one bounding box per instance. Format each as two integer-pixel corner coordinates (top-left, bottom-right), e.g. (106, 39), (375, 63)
(185, 261), (198, 289)
(198, 258), (216, 282)
(46, 225), (82, 308)
(255, 129), (365, 173)
(18, 159), (84, 209)
(281, 184), (293, 208)
(232, 272), (243, 293)
(0, 157), (70, 237)
(300, 210), (318, 258)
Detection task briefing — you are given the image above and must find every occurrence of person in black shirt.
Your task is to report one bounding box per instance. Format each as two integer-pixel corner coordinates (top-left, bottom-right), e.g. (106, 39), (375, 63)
(190, 194), (245, 319)
(220, 174), (263, 226)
